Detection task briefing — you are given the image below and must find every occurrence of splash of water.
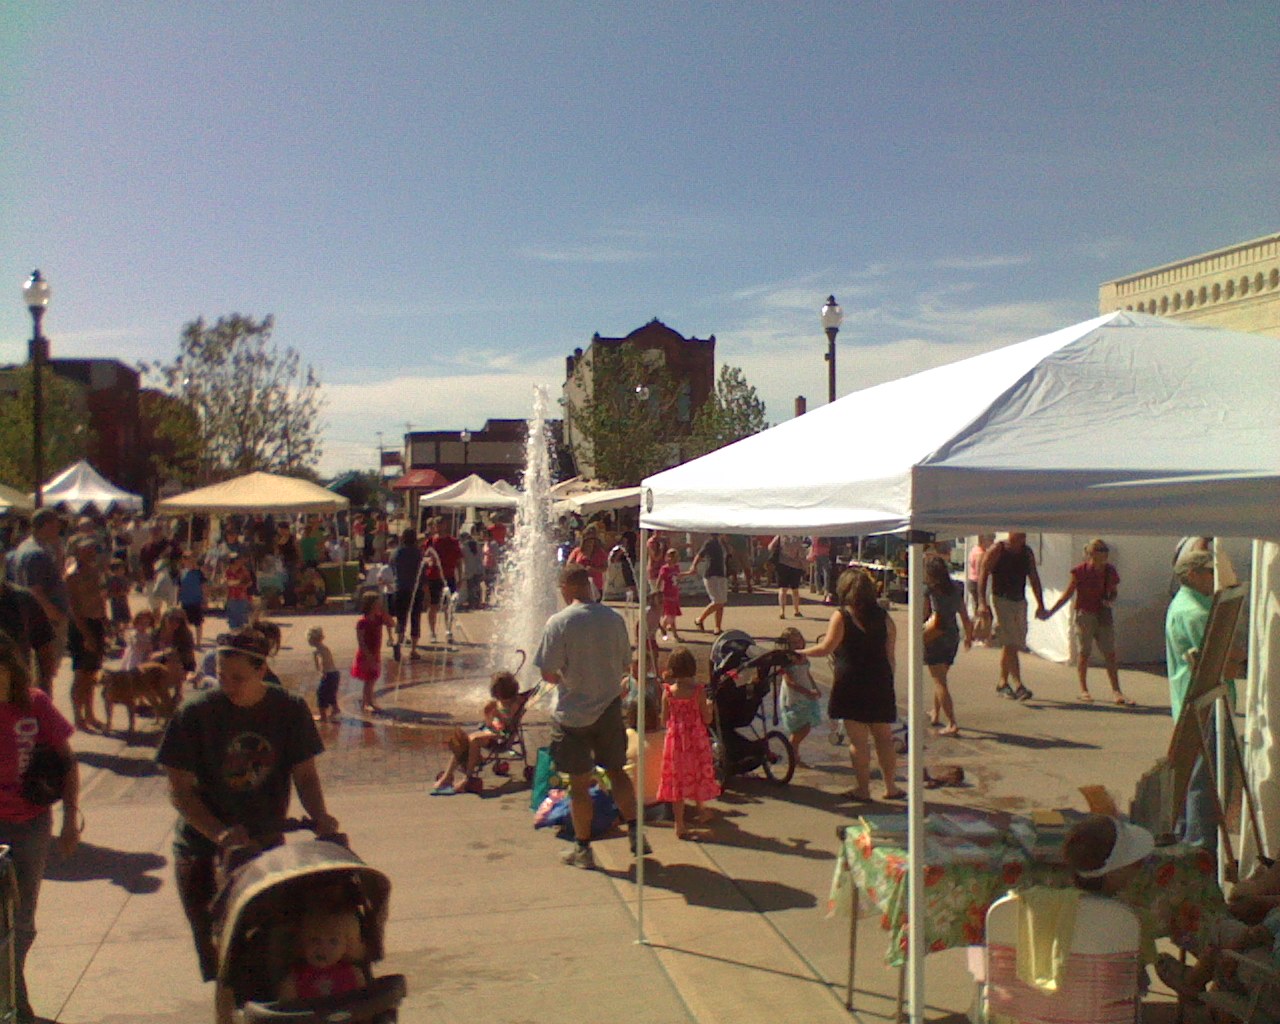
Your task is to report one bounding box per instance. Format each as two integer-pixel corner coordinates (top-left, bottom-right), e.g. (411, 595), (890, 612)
(493, 385), (561, 684)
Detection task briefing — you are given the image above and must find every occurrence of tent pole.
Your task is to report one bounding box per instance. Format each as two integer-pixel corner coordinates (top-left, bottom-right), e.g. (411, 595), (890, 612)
(906, 540), (926, 1024)
(636, 527), (649, 944)
(1241, 539), (1264, 868)
(1213, 540), (1228, 888)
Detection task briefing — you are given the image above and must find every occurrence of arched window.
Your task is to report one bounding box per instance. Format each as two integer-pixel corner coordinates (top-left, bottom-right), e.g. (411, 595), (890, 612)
(1225, 279), (1235, 299)
(1254, 272), (1265, 293)
(1160, 295), (1169, 313)
(1212, 282), (1222, 301)
(1198, 286), (1207, 305)
(1270, 268), (1279, 290)
(1172, 293), (1182, 311)
(1184, 290), (1194, 308)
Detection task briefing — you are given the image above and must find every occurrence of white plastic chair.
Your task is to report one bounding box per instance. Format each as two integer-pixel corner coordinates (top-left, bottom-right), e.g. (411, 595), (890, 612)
(981, 889), (1142, 1024)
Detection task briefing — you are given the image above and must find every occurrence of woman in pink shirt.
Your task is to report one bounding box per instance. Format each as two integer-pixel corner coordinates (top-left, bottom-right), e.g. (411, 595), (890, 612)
(1042, 538), (1133, 705)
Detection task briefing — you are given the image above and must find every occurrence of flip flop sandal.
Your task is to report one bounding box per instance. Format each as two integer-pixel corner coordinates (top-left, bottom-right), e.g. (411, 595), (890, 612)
(1113, 693), (1137, 706)
(429, 784), (456, 796)
(844, 789), (873, 802)
(1078, 691), (1094, 702)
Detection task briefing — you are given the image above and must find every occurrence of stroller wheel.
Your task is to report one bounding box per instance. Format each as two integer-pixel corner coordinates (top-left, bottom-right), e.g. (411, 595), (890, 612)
(494, 760), (511, 777)
(711, 734), (729, 788)
(523, 765), (535, 782)
(762, 730), (796, 785)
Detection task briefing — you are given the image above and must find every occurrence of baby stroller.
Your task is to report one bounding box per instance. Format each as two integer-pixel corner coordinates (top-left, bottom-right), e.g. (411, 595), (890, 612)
(459, 684), (541, 794)
(708, 630), (796, 787)
(213, 819), (407, 1023)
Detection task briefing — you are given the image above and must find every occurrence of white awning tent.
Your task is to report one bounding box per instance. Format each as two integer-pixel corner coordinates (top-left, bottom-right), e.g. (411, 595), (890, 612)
(40, 460), (144, 513)
(418, 474), (519, 510)
(554, 485), (642, 516)
(636, 311), (1280, 1023)
(156, 471), (350, 515)
(0, 483), (35, 514)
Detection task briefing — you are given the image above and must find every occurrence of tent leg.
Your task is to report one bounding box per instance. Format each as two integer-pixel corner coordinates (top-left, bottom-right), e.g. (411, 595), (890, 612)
(635, 530), (648, 945)
(906, 541), (926, 1024)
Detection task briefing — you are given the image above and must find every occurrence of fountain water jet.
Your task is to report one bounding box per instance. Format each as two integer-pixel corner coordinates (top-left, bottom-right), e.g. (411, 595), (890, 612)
(493, 385), (561, 683)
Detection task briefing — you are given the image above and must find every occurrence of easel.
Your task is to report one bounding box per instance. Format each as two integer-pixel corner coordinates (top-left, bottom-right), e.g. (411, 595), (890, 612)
(1167, 583), (1268, 878)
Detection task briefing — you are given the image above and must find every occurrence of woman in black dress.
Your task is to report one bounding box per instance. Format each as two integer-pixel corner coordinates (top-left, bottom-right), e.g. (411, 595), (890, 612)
(799, 568), (903, 801)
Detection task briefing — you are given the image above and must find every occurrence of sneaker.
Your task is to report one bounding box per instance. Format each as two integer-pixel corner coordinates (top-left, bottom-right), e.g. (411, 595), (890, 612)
(995, 683), (1016, 699)
(561, 844), (596, 870)
(1014, 685), (1034, 701)
(629, 830), (653, 856)
(391, 642), (401, 663)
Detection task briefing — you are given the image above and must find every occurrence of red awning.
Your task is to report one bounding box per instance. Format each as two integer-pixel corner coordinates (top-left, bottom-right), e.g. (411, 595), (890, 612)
(390, 468), (450, 491)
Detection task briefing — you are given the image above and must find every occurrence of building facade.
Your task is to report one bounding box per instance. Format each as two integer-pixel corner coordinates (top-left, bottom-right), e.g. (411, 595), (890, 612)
(562, 318), (716, 479)
(1098, 231), (1280, 338)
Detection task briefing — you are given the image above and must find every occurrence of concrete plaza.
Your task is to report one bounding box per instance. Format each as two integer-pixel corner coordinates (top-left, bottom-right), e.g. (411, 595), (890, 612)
(27, 584), (1191, 1023)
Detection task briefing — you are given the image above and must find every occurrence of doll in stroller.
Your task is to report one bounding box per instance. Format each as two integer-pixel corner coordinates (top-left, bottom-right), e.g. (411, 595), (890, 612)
(211, 819), (407, 1023)
(708, 630), (797, 786)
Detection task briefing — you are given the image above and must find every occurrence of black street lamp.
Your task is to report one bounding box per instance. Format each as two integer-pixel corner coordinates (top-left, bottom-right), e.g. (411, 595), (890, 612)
(459, 428), (471, 466)
(23, 270), (51, 507)
(821, 294), (843, 404)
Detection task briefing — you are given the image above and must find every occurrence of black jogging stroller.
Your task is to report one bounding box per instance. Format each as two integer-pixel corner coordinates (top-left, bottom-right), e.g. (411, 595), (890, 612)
(708, 630), (796, 786)
(212, 819), (407, 1023)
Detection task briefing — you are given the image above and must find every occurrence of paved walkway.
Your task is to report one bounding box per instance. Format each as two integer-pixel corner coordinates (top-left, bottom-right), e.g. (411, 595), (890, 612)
(27, 585), (1188, 1022)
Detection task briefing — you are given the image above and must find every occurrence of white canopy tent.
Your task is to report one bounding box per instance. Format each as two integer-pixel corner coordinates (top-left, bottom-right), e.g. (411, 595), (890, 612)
(40, 460), (144, 513)
(553, 485), (642, 516)
(156, 471), (350, 515)
(637, 311), (1280, 1023)
(418, 474), (519, 510)
(0, 484), (35, 514)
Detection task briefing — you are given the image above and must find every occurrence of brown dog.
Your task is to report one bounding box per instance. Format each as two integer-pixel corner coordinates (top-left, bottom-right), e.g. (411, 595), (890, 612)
(101, 661), (181, 741)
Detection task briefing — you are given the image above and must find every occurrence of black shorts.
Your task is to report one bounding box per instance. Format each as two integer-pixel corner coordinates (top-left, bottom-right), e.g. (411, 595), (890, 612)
(775, 563), (804, 589)
(68, 618), (106, 672)
(426, 579), (445, 605)
(182, 603), (205, 628)
(550, 698), (627, 776)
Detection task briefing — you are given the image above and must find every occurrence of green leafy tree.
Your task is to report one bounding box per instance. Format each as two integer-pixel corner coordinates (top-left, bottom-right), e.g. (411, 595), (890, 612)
(564, 345), (687, 486)
(146, 314), (325, 482)
(328, 469), (391, 509)
(0, 365), (96, 489)
(688, 364), (768, 457)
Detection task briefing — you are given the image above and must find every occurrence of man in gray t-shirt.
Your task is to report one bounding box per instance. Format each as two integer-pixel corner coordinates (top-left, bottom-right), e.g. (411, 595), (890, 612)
(535, 565), (644, 869)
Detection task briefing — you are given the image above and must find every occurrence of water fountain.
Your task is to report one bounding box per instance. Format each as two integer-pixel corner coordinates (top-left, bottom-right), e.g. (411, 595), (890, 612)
(493, 385), (561, 683)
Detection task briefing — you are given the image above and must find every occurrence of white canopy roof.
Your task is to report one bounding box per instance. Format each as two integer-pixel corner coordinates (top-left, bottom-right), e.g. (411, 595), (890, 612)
(642, 312), (1280, 540)
(554, 486), (643, 516)
(40, 460), (144, 513)
(419, 474), (520, 510)
(0, 484), (34, 514)
(156, 471), (350, 515)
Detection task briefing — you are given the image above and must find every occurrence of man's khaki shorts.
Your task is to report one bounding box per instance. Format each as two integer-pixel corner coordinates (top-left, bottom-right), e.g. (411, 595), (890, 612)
(991, 596), (1028, 648)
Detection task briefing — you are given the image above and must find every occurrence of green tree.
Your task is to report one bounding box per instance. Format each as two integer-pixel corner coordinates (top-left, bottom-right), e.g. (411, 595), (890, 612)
(563, 345), (687, 486)
(0, 365), (96, 489)
(688, 364), (768, 457)
(327, 468), (391, 509)
(146, 314), (325, 482)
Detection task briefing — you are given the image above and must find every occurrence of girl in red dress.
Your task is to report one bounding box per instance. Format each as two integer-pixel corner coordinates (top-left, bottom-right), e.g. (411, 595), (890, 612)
(352, 591), (393, 713)
(656, 647), (720, 839)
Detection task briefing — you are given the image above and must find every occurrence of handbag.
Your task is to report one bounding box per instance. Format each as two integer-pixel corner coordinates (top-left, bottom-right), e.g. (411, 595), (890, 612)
(21, 743), (70, 806)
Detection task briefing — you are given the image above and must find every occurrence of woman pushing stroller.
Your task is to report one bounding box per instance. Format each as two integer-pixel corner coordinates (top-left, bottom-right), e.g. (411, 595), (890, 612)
(156, 625), (342, 1024)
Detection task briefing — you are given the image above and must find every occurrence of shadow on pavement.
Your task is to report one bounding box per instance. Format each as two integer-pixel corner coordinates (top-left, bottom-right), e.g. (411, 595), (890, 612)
(617, 861), (818, 912)
(44, 840), (167, 893)
(77, 749), (164, 777)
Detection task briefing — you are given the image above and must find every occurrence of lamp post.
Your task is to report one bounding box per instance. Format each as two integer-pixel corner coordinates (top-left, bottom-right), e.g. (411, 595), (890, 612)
(821, 295), (842, 404)
(459, 428), (471, 468)
(23, 270), (51, 508)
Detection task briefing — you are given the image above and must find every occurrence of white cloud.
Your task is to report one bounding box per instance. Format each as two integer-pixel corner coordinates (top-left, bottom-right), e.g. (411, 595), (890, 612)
(520, 243), (653, 264)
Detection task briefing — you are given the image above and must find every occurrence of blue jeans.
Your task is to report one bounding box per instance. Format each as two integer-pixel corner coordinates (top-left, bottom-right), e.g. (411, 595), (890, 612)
(1182, 718), (1218, 850)
(0, 810), (53, 1018)
(815, 555), (833, 596)
(225, 597), (250, 629)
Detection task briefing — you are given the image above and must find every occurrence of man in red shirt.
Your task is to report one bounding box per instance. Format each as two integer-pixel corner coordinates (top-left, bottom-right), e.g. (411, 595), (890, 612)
(423, 517), (463, 643)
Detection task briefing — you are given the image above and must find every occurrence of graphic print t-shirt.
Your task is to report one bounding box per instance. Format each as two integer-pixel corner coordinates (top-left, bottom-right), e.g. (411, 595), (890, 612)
(157, 685), (323, 854)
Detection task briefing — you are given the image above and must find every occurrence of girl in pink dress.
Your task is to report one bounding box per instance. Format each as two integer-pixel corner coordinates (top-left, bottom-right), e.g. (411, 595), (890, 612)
(352, 592), (393, 714)
(657, 548), (683, 641)
(656, 647), (720, 839)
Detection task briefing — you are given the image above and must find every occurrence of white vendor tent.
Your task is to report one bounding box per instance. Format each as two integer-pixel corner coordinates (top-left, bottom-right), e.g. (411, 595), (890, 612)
(418, 474), (519, 510)
(554, 485), (642, 516)
(0, 483), (34, 514)
(636, 311), (1280, 1023)
(156, 471), (350, 515)
(40, 460), (144, 513)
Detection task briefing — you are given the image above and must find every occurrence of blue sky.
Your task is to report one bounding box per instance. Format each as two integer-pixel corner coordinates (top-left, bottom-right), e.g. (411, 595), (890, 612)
(2, 2), (1276, 476)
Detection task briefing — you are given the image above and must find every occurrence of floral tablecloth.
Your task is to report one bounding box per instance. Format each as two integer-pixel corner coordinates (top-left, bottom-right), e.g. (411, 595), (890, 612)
(829, 822), (1223, 966)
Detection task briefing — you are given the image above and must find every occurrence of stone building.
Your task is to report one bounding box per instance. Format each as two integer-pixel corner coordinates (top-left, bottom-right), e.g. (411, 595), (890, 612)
(1098, 231), (1280, 338)
(562, 318), (716, 479)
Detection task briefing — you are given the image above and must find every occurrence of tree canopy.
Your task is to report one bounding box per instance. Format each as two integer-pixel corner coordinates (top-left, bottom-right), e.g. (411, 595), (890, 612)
(0, 365), (96, 490)
(145, 314), (325, 485)
(564, 346), (766, 486)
